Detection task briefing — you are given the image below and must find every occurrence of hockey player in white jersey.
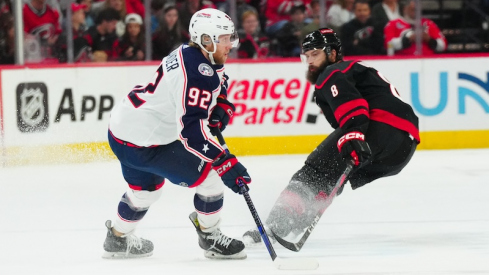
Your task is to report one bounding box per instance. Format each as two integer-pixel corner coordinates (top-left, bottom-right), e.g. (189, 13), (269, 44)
(102, 8), (251, 260)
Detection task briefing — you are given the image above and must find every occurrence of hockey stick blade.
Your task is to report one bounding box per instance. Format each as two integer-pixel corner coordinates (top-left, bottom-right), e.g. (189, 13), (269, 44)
(272, 164), (354, 252)
(273, 257), (319, 270)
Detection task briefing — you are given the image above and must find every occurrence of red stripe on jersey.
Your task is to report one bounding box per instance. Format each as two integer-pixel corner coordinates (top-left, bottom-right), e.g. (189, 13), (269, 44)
(128, 180), (164, 191)
(181, 139), (212, 161)
(117, 214), (138, 223)
(199, 118), (225, 154)
(189, 161), (213, 188)
(339, 108), (369, 127)
(334, 98), (369, 125)
(177, 47), (213, 161)
(315, 61), (358, 89)
(196, 208), (222, 215)
(370, 109), (420, 143)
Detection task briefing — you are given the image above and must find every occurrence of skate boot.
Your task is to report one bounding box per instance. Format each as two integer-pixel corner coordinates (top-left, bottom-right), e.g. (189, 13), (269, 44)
(242, 226), (276, 247)
(102, 220), (154, 259)
(189, 212), (246, 259)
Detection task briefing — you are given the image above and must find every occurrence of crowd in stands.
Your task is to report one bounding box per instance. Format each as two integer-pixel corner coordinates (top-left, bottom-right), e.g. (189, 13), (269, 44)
(0, 0), (487, 64)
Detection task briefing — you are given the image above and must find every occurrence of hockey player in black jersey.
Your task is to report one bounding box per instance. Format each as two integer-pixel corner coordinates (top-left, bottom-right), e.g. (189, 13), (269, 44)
(244, 28), (419, 248)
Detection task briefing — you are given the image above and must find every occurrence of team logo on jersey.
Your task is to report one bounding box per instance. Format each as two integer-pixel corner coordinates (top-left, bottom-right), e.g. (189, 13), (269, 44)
(30, 24), (56, 40)
(198, 63), (214, 77)
(16, 83), (49, 133)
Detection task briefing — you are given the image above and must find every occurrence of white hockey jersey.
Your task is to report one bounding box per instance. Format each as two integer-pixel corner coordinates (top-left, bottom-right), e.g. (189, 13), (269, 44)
(109, 45), (226, 162)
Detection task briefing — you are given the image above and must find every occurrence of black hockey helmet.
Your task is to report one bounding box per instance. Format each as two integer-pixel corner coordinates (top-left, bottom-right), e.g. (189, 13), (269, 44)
(301, 28), (343, 60)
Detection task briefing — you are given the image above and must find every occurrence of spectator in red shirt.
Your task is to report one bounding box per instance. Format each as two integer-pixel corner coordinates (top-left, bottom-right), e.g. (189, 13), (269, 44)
(384, 0), (446, 55)
(83, 7), (120, 62)
(261, 0), (311, 36)
(23, 0), (62, 48)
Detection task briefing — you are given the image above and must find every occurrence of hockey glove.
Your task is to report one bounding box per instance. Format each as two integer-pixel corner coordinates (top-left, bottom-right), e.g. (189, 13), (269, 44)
(212, 154), (251, 194)
(209, 96), (235, 136)
(337, 131), (372, 167)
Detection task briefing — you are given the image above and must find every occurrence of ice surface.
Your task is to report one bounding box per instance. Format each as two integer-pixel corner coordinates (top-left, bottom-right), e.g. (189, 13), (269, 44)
(1, 149), (488, 275)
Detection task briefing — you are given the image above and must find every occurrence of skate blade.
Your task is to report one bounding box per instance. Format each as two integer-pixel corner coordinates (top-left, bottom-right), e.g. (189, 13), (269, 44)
(204, 250), (247, 260)
(102, 251), (153, 259)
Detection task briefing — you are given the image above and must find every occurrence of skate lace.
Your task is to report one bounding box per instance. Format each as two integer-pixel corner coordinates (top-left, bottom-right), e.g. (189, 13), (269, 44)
(124, 234), (143, 257)
(208, 230), (233, 248)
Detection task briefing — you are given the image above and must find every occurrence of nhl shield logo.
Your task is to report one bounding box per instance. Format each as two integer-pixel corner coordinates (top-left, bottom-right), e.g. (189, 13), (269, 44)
(16, 83), (49, 133)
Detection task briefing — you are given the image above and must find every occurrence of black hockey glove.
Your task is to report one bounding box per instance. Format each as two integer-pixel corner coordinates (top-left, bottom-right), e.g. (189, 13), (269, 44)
(209, 96), (235, 136)
(337, 131), (372, 167)
(212, 153), (251, 194)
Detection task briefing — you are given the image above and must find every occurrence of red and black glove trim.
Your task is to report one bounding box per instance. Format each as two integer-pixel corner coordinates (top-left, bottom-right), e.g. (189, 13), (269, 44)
(208, 96), (236, 134)
(337, 131), (367, 166)
(212, 154), (251, 194)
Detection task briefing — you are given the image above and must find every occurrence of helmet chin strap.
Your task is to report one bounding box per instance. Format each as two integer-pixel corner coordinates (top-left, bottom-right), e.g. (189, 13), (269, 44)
(208, 53), (217, 65)
(201, 40), (218, 65)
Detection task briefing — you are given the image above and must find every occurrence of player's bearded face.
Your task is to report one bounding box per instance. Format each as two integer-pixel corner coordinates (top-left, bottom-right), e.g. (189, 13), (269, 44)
(306, 58), (329, 84)
(213, 49), (228, 64)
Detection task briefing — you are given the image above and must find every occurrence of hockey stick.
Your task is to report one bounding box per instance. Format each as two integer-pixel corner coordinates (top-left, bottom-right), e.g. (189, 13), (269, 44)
(213, 130), (318, 270)
(272, 163), (354, 252)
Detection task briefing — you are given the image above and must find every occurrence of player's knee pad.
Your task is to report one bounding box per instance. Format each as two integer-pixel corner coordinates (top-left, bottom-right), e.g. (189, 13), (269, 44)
(195, 170), (225, 196)
(118, 189), (163, 222)
(126, 188), (163, 208)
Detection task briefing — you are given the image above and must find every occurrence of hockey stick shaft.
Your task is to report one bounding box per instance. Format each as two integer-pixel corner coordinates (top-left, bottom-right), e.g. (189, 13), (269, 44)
(273, 163), (354, 252)
(214, 130), (278, 261)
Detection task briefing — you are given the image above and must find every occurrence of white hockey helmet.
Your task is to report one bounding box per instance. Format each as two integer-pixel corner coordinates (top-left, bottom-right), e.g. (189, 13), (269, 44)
(188, 8), (239, 52)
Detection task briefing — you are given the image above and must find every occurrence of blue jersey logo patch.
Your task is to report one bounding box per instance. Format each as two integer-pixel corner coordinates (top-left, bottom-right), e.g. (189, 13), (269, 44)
(198, 63), (214, 77)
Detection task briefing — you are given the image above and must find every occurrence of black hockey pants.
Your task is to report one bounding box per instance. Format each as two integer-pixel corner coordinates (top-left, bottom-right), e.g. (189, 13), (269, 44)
(296, 121), (418, 194)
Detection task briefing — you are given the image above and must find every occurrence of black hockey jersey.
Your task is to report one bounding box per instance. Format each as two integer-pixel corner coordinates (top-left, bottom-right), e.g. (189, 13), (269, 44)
(314, 60), (420, 143)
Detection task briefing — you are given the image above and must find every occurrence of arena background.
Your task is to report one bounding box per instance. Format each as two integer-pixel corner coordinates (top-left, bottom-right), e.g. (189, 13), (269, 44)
(1, 54), (489, 166)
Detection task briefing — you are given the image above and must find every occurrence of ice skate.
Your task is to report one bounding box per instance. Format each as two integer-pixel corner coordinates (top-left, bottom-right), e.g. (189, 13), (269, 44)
(189, 212), (246, 259)
(102, 220), (154, 259)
